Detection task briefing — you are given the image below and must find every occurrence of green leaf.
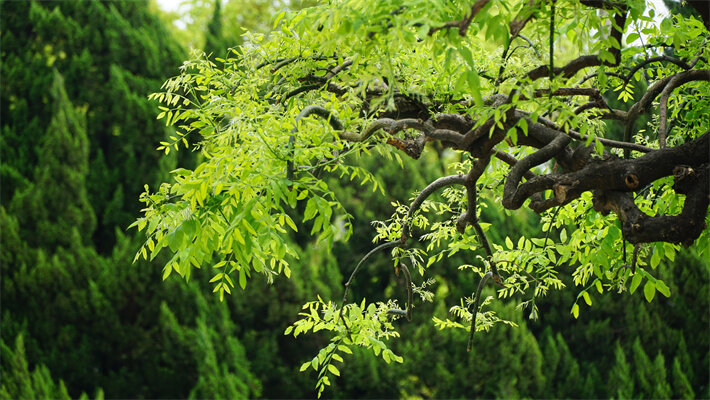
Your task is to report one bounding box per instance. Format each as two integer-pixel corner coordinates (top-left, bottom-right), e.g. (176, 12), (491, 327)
(505, 236), (514, 250)
(650, 251), (661, 268)
(238, 268), (247, 289)
(299, 361), (310, 372)
(454, 73), (467, 94)
(663, 243), (676, 261)
(644, 281), (656, 302)
(458, 46), (475, 68)
(629, 272), (643, 294)
(571, 303), (579, 319)
(327, 364), (340, 377)
(311, 356), (319, 371)
(582, 291), (592, 306)
(518, 118), (528, 135)
(467, 70), (483, 107)
(284, 214), (298, 232)
(655, 280), (671, 297)
(625, 33), (640, 44)
(382, 349), (391, 364)
(234, 229), (246, 245)
(304, 197), (318, 221)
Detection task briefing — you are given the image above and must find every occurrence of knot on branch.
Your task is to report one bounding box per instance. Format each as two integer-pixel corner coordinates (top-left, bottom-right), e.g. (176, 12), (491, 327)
(553, 183), (572, 203)
(386, 136), (426, 159)
(624, 173), (640, 189)
(591, 162), (709, 245)
(672, 165), (697, 194)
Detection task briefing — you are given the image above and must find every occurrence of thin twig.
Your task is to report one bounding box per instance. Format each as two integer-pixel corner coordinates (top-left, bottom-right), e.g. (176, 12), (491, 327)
(467, 271), (493, 352)
(338, 241), (400, 326)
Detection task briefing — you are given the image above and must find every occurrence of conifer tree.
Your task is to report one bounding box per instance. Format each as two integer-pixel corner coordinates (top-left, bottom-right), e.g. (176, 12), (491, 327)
(671, 356), (695, 399)
(10, 70), (95, 250)
(608, 342), (634, 399)
(650, 352), (672, 399)
(204, 0), (235, 62)
(632, 338), (655, 397)
(0, 335), (73, 400)
(1, 0), (185, 251)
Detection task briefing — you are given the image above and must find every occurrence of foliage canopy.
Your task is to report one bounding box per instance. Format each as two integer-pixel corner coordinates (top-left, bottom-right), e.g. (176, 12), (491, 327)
(134, 0), (709, 395)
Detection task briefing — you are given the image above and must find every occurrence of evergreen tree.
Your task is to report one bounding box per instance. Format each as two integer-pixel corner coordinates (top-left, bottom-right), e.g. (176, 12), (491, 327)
(672, 356), (695, 399)
(0, 335), (75, 400)
(580, 366), (601, 399)
(1, 0), (185, 252)
(675, 335), (695, 389)
(204, 0), (235, 62)
(0, 2), (264, 398)
(632, 338), (655, 397)
(10, 70), (95, 250)
(607, 342), (634, 399)
(650, 352), (672, 399)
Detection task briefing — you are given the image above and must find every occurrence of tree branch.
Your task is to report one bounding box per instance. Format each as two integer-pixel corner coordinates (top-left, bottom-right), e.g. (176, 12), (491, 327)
(403, 174), (467, 239)
(504, 132), (709, 213)
(592, 163), (709, 245)
(658, 69), (710, 148)
(428, 0), (491, 36)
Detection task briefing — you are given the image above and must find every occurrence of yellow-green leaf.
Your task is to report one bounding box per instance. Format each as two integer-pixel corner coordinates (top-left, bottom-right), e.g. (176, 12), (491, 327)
(644, 281), (656, 302)
(327, 364), (340, 376)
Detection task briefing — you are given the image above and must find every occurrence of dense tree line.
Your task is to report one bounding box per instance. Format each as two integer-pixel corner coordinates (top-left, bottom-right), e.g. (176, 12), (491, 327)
(1, 0), (707, 398)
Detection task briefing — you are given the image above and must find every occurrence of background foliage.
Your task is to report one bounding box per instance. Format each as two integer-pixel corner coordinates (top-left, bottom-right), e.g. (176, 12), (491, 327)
(1, 0), (707, 399)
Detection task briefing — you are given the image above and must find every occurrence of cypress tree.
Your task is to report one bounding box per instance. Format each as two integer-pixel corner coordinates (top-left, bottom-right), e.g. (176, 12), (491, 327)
(671, 356), (695, 399)
(632, 338), (654, 397)
(554, 333), (582, 398)
(204, 0), (235, 62)
(0, 2), (260, 398)
(607, 342), (634, 399)
(10, 69), (95, 250)
(650, 352), (672, 399)
(1, 0), (185, 252)
(0, 335), (73, 400)
(580, 366), (601, 399)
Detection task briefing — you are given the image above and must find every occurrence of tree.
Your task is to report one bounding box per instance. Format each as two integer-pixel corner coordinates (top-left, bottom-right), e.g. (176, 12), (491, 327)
(608, 341), (634, 399)
(10, 69), (95, 251)
(204, 0), (234, 62)
(134, 0), (709, 395)
(1, 0), (185, 252)
(0, 335), (101, 400)
(0, 1), (268, 398)
(150, 0), (315, 53)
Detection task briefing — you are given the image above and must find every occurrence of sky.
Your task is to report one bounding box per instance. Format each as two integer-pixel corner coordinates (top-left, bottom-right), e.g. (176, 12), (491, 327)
(156, 0), (181, 12)
(156, 0), (671, 17)
(154, 0), (671, 39)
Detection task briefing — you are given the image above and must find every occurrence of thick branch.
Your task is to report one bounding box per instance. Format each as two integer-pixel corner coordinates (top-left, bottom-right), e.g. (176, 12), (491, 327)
(592, 164), (709, 245)
(504, 132), (709, 212)
(623, 55), (692, 86)
(503, 128), (572, 210)
(514, 110), (653, 153)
